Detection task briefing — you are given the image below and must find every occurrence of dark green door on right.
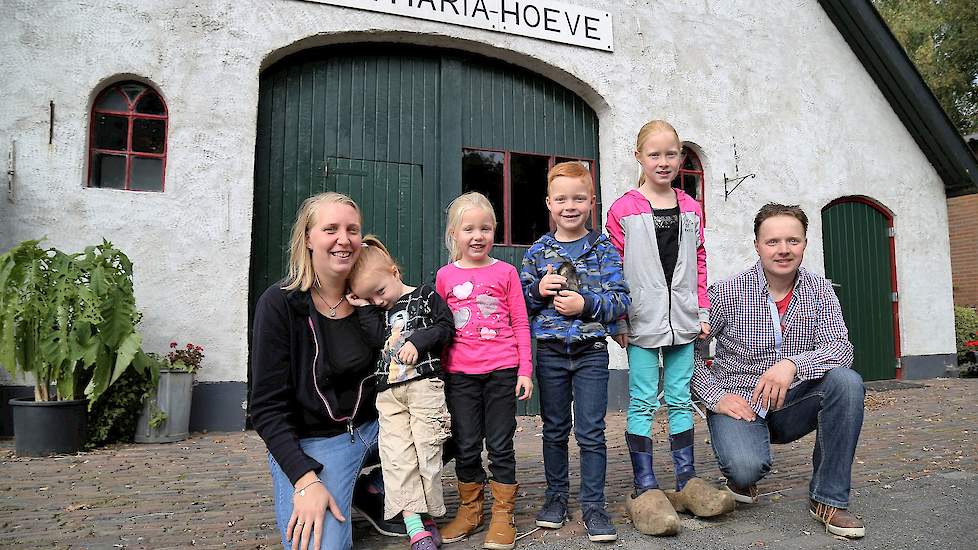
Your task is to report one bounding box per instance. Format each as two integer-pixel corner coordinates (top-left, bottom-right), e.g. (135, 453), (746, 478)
(821, 199), (897, 381)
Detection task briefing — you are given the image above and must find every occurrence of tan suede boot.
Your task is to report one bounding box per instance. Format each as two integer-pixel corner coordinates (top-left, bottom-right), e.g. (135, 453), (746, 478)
(626, 488), (681, 536)
(482, 481), (518, 550)
(665, 477), (736, 517)
(441, 481), (485, 543)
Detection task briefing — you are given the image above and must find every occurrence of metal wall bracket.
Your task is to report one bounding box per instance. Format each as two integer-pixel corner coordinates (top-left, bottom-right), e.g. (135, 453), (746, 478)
(6, 140), (14, 202)
(723, 140), (755, 200)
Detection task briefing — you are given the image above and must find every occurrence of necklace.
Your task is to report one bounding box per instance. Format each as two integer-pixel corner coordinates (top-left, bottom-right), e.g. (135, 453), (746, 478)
(312, 284), (345, 318)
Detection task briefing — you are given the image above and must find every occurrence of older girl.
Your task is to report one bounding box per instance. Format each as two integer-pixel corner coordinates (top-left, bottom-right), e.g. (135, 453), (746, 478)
(606, 121), (733, 536)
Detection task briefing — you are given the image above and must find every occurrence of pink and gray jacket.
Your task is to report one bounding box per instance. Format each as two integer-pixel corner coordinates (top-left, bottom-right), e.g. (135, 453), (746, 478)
(605, 188), (709, 348)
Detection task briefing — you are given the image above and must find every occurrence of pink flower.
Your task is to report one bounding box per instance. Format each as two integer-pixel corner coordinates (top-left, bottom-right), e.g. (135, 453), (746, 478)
(170, 342), (177, 348)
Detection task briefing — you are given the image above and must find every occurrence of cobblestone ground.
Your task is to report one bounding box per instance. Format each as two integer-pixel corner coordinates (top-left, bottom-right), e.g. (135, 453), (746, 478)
(1, 379), (975, 549)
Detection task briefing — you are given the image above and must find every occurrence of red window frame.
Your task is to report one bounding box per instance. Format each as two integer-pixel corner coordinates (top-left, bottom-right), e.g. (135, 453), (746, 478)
(87, 82), (168, 191)
(462, 147), (599, 246)
(673, 148), (706, 225)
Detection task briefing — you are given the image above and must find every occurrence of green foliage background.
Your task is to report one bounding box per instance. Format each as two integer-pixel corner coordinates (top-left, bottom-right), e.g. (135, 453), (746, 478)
(954, 305), (978, 362)
(874, 0), (978, 135)
(86, 366), (155, 448)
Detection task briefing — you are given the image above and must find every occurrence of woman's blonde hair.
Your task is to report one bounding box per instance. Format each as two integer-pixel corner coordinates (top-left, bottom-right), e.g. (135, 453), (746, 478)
(349, 235), (399, 285)
(635, 120), (682, 187)
(282, 192), (361, 292)
(444, 192), (496, 261)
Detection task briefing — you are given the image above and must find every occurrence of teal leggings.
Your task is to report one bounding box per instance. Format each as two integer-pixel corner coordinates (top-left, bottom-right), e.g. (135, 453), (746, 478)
(626, 342), (694, 437)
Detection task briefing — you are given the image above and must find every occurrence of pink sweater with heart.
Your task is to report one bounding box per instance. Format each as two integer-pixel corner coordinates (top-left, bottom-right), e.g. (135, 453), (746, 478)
(435, 259), (533, 377)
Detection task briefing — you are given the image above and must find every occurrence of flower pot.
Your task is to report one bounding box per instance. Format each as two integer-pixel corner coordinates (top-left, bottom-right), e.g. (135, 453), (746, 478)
(135, 370), (193, 443)
(9, 397), (88, 456)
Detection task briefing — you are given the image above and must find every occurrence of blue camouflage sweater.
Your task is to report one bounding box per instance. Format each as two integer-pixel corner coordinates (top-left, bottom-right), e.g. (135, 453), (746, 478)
(520, 231), (630, 348)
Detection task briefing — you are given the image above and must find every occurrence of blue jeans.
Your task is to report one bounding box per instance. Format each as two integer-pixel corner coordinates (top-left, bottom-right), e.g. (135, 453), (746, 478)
(536, 342), (610, 506)
(706, 368), (865, 508)
(626, 342), (694, 437)
(268, 419), (380, 550)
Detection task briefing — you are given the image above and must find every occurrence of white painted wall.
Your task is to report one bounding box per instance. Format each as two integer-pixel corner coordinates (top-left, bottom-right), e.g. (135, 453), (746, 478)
(0, 0), (954, 383)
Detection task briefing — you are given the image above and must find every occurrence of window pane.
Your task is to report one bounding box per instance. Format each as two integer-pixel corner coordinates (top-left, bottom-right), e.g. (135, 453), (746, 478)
(94, 89), (129, 112)
(462, 150), (505, 243)
(132, 118), (165, 153)
(682, 151), (701, 171)
(672, 173), (700, 199)
(90, 152), (126, 189)
(510, 153), (551, 245)
(130, 157), (164, 191)
(121, 82), (145, 102)
(93, 114), (128, 150)
(135, 92), (165, 115)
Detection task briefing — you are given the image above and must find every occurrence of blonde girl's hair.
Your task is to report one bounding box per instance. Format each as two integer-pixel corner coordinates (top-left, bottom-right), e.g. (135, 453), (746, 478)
(444, 191), (497, 261)
(282, 192), (361, 292)
(350, 235), (400, 284)
(635, 120), (682, 187)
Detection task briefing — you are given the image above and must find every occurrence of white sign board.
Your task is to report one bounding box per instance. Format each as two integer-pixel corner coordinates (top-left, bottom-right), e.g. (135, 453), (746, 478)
(299, 0), (614, 52)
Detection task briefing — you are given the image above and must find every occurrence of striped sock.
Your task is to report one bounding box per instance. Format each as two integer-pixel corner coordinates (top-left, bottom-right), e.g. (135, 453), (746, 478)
(404, 514), (425, 539)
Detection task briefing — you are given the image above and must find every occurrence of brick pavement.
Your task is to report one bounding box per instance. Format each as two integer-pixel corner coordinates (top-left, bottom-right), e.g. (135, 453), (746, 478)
(1, 379), (975, 549)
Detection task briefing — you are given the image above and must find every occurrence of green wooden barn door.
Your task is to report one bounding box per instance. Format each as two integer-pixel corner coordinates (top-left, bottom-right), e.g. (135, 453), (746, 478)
(822, 199), (897, 381)
(251, 48), (442, 308)
(451, 59), (600, 271)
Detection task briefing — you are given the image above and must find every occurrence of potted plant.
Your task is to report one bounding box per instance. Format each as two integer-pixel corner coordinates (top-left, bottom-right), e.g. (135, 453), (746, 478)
(0, 239), (147, 456)
(135, 341), (204, 443)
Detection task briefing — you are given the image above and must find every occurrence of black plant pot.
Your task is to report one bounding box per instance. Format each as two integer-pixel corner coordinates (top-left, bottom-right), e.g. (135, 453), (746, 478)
(9, 397), (88, 456)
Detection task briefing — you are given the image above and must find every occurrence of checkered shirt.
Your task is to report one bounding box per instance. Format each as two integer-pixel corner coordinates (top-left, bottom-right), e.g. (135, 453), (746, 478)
(691, 261), (854, 413)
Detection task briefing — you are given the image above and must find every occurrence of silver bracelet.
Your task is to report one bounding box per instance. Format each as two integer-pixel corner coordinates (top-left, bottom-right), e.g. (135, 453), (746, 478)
(295, 479), (322, 496)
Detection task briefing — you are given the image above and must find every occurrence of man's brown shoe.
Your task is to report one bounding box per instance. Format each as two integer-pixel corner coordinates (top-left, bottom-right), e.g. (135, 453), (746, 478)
(725, 482), (758, 504)
(809, 499), (865, 538)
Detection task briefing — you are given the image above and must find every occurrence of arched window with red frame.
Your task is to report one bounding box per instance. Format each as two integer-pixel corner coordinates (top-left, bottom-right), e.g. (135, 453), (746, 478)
(671, 147), (706, 224)
(88, 81), (168, 191)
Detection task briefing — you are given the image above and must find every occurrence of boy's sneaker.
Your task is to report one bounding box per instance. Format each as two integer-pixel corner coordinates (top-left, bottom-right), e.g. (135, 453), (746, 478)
(725, 482), (758, 504)
(409, 532), (438, 550)
(352, 475), (407, 537)
(535, 493), (568, 528)
(582, 505), (618, 542)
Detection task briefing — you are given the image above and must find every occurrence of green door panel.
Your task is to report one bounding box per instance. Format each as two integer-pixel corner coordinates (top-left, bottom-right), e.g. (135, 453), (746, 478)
(323, 157), (425, 285)
(822, 200), (897, 381)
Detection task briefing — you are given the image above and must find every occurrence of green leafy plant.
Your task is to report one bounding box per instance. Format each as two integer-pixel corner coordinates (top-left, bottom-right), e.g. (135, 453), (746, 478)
(86, 364), (157, 448)
(138, 352), (169, 430)
(0, 239), (147, 406)
(148, 408), (169, 429)
(954, 306), (978, 363)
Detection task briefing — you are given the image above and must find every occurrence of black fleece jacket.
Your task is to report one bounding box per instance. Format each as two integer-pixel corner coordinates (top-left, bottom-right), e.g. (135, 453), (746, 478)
(250, 283), (383, 485)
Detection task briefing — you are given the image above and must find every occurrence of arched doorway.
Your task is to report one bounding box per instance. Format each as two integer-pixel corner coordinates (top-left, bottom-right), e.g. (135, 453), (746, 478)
(821, 197), (900, 381)
(248, 44), (601, 414)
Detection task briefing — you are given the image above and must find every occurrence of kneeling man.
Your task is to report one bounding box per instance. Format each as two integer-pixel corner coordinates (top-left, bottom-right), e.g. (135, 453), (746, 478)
(692, 203), (865, 538)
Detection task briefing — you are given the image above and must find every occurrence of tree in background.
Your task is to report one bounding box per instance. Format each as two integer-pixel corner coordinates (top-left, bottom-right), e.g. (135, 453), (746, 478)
(874, 0), (978, 135)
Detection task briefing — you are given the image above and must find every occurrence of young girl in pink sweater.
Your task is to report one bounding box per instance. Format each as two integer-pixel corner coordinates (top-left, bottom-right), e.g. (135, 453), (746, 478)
(435, 192), (532, 550)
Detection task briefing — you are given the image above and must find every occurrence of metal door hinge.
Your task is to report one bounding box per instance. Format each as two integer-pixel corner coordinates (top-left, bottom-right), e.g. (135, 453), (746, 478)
(888, 227), (895, 238)
(891, 291), (898, 302)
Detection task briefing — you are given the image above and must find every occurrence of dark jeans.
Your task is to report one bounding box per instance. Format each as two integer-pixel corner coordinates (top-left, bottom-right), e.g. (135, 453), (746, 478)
(536, 342), (610, 506)
(445, 368), (518, 484)
(706, 367), (865, 508)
